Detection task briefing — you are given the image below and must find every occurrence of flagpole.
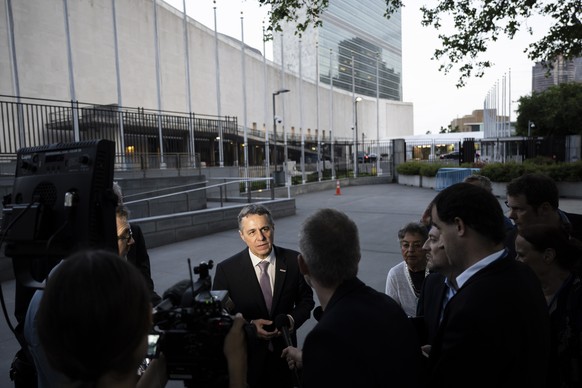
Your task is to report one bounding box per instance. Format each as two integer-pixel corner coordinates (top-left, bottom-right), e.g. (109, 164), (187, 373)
(241, 11), (249, 192)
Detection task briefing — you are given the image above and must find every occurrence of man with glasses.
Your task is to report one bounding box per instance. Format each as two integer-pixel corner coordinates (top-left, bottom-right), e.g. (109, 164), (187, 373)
(113, 182), (161, 306)
(116, 205), (134, 260)
(385, 222), (429, 317)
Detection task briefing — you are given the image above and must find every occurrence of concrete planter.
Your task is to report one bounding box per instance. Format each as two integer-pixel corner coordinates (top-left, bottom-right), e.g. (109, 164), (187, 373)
(557, 182), (582, 198)
(396, 175), (439, 189)
(398, 174), (421, 187)
(491, 181), (582, 199)
(491, 181), (507, 198)
(421, 176), (436, 189)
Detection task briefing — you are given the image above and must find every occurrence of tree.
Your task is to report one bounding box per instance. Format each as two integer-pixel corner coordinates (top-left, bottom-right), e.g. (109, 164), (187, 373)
(257, 0), (582, 87)
(439, 125), (460, 134)
(515, 82), (582, 136)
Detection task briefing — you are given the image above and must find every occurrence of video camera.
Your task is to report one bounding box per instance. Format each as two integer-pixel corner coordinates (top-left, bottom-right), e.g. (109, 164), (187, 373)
(150, 260), (234, 387)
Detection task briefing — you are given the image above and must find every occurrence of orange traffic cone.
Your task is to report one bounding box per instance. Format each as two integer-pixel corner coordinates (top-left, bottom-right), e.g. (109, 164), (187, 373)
(335, 180), (341, 195)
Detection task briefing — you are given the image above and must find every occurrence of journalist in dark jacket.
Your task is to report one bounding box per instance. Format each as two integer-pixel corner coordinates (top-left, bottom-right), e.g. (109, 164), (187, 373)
(298, 208), (423, 388)
(213, 204), (314, 388)
(127, 223), (162, 305)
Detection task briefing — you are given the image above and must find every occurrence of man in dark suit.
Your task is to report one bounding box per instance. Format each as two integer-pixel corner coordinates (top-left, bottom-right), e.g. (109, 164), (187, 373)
(113, 181), (161, 305)
(427, 183), (550, 387)
(213, 204), (314, 388)
(127, 223), (162, 305)
(416, 223), (460, 353)
(506, 173), (582, 242)
(296, 208), (423, 388)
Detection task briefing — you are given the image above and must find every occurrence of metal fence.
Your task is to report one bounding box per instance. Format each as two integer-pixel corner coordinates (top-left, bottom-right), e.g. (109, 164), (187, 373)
(0, 95), (236, 160)
(0, 95), (397, 178)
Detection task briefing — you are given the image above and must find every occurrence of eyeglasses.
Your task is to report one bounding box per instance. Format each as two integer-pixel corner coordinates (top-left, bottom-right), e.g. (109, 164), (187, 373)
(117, 228), (133, 242)
(400, 241), (424, 250)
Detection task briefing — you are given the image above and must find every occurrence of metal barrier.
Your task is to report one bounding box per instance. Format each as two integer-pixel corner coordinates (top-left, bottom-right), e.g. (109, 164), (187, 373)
(124, 177), (275, 218)
(435, 168), (481, 191)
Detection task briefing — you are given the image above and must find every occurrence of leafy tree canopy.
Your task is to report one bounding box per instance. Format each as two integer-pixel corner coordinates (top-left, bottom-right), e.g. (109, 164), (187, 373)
(258, 0), (582, 87)
(516, 82), (582, 136)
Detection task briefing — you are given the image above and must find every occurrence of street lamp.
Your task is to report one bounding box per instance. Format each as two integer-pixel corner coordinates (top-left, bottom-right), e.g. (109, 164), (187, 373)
(528, 120), (535, 137)
(354, 96), (362, 177)
(272, 88), (290, 185)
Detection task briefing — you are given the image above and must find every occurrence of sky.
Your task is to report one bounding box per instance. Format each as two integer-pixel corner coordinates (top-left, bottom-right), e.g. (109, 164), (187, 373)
(164, 0), (551, 135)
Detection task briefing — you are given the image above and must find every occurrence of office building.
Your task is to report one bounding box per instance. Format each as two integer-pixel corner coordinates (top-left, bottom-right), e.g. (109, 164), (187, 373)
(532, 56), (582, 93)
(274, 0), (402, 101)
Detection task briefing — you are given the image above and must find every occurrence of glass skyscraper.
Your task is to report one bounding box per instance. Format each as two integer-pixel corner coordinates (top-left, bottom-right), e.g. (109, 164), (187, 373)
(275, 0), (402, 101)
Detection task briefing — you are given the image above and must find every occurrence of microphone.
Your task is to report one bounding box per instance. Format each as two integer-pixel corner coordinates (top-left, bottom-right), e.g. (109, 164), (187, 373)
(274, 314), (293, 347)
(154, 279), (192, 313)
(275, 314), (302, 387)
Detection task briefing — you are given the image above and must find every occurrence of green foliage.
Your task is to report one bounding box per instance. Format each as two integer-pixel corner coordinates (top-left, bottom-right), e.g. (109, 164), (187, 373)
(480, 161), (582, 182)
(396, 161), (422, 176)
(439, 125), (460, 134)
(420, 1), (582, 87)
(397, 161), (448, 177)
(523, 156), (557, 166)
(258, 0), (329, 40)
(241, 180), (267, 192)
(259, 0), (582, 87)
(546, 161), (582, 182)
(516, 83), (582, 136)
(419, 163), (447, 177)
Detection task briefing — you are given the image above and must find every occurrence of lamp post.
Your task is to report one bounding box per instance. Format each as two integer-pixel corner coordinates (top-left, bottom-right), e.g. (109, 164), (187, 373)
(354, 96), (362, 177)
(272, 88), (290, 185)
(528, 120), (535, 137)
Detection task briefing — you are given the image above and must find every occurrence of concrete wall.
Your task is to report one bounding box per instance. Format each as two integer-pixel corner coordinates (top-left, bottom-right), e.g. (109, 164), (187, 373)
(130, 198), (296, 249)
(0, 0), (414, 144)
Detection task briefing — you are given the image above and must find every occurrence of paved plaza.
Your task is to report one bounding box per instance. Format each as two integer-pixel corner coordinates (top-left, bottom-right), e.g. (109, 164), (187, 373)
(0, 182), (580, 387)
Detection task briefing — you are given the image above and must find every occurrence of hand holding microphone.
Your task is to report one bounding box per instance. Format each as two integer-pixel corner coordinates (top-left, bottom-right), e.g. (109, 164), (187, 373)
(275, 314), (302, 387)
(274, 314), (293, 347)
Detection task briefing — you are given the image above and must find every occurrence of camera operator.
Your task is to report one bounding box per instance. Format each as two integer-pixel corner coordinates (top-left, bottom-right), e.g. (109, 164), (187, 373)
(33, 248), (249, 388)
(23, 205), (136, 387)
(37, 249), (162, 387)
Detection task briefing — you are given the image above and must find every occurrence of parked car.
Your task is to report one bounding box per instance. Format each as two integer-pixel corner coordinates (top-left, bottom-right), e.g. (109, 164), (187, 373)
(368, 153), (378, 162)
(439, 151), (461, 160)
(356, 151), (370, 163)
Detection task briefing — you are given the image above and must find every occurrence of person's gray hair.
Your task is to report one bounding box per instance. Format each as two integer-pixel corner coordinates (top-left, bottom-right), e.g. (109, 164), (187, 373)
(463, 174), (492, 193)
(397, 222), (429, 241)
(112, 181), (123, 205)
(299, 208), (359, 288)
(237, 204), (274, 231)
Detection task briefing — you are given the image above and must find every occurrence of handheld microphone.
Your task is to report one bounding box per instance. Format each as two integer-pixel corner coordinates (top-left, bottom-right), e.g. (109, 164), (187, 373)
(275, 314), (302, 388)
(274, 314), (293, 347)
(154, 279), (192, 313)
